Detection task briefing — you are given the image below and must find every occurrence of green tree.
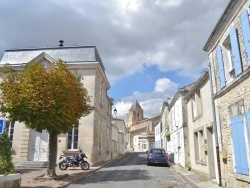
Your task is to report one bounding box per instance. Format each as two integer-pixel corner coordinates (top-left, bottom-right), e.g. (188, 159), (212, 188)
(0, 131), (15, 174)
(0, 60), (93, 177)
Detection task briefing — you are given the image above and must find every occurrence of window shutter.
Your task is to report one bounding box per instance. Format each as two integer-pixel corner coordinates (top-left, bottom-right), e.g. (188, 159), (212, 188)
(216, 46), (226, 88)
(246, 111), (250, 141)
(230, 115), (249, 175)
(240, 10), (250, 65)
(230, 26), (243, 76)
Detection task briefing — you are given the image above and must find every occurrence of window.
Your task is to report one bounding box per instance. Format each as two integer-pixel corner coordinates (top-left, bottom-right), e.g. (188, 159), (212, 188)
(67, 124), (78, 150)
(194, 129), (205, 163)
(5, 121), (14, 147)
(106, 126), (110, 151)
(150, 141), (154, 148)
(222, 37), (235, 77)
(98, 121), (102, 152)
(192, 90), (202, 119)
(100, 80), (103, 106)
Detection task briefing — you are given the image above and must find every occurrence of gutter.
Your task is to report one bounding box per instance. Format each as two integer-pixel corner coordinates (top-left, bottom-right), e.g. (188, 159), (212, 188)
(208, 61), (222, 186)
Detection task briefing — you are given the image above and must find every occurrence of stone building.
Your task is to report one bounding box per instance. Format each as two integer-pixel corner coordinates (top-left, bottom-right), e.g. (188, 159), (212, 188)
(125, 100), (160, 152)
(112, 118), (128, 155)
(155, 100), (170, 152)
(0, 43), (113, 166)
(203, 0), (250, 186)
(168, 84), (193, 167)
(185, 70), (217, 181)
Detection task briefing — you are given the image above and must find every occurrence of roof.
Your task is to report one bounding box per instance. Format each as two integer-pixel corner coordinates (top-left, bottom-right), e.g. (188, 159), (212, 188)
(203, 0), (238, 51)
(185, 70), (209, 100)
(168, 82), (195, 109)
(129, 100), (143, 110)
(0, 46), (105, 71)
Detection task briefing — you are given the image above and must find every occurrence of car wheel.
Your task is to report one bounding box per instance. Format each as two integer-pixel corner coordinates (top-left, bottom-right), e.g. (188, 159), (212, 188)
(147, 162), (151, 166)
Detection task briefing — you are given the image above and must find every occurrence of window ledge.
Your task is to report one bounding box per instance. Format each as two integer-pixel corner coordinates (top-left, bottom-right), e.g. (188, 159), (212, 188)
(193, 113), (203, 122)
(235, 173), (250, 183)
(195, 160), (207, 166)
(62, 150), (79, 156)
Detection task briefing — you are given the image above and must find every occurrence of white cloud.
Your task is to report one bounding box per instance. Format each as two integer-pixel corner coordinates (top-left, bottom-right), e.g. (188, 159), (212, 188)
(154, 78), (178, 93)
(155, 0), (183, 8)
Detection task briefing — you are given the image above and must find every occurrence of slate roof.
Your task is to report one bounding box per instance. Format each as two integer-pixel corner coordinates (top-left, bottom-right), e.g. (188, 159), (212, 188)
(129, 100), (143, 110)
(0, 46), (105, 71)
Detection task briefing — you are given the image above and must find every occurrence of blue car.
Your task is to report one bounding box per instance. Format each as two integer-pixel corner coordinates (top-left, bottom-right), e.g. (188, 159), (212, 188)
(146, 148), (169, 167)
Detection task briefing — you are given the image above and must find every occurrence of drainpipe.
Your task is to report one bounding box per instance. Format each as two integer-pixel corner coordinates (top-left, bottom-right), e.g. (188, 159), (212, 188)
(208, 61), (222, 186)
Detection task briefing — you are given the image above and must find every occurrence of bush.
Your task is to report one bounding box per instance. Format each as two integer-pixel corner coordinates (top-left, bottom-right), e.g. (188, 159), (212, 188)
(0, 131), (15, 174)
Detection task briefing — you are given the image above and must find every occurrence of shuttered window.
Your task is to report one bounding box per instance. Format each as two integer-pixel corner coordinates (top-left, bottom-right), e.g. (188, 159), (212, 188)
(230, 26), (243, 76)
(216, 46), (226, 88)
(230, 115), (249, 175)
(246, 111), (250, 146)
(240, 10), (250, 65)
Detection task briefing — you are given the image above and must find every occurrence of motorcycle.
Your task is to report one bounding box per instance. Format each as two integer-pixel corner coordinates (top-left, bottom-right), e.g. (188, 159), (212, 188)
(58, 150), (90, 170)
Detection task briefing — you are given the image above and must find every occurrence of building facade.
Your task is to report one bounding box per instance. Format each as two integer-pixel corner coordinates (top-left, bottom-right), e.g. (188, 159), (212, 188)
(185, 71), (217, 180)
(155, 100), (170, 152)
(112, 118), (128, 155)
(168, 84), (193, 167)
(0, 44), (113, 166)
(204, 0), (250, 186)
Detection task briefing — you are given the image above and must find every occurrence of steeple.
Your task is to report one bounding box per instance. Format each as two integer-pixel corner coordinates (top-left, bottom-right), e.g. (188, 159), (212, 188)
(126, 100), (144, 128)
(129, 100), (143, 110)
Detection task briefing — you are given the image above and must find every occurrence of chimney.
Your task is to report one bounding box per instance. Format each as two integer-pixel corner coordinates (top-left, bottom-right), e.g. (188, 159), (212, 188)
(59, 40), (64, 47)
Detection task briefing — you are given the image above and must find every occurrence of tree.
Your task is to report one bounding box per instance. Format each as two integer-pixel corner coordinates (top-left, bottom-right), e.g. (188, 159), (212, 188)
(0, 60), (93, 177)
(0, 131), (15, 174)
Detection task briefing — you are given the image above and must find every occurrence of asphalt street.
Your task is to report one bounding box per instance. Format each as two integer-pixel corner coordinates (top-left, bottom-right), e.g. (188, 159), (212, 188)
(69, 152), (191, 188)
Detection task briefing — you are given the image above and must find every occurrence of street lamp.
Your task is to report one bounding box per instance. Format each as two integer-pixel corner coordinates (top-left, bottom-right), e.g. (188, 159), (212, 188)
(112, 106), (117, 118)
(113, 108), (117, 115)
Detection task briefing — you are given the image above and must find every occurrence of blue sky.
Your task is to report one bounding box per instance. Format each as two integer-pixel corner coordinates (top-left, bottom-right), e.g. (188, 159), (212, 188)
(0, 0), (229, 119)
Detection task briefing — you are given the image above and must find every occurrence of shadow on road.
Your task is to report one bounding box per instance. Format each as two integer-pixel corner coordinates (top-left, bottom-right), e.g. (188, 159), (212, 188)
(106, 152), (148, 167)
(75, 169), (153, 185)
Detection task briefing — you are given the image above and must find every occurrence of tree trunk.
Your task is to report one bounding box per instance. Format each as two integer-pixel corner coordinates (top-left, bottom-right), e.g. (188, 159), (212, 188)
(47, 130), (58, 177)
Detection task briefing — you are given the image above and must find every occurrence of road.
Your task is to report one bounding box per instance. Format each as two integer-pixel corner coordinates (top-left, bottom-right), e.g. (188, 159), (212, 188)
(69, 152), (191, 188)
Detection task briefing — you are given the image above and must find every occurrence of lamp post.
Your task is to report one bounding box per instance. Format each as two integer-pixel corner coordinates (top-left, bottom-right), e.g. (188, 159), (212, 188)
(113, 107), (117, 118)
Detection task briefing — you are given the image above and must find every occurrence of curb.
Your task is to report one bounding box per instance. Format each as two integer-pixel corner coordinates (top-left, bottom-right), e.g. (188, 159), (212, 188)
(169, 163), (198, 188)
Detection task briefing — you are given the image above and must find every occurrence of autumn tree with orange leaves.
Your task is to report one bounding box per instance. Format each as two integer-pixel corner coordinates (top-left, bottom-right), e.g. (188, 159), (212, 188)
(0, 60), (93, 177)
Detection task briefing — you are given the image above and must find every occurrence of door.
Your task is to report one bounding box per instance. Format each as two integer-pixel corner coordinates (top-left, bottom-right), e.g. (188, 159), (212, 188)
(28, 129), (48, 161)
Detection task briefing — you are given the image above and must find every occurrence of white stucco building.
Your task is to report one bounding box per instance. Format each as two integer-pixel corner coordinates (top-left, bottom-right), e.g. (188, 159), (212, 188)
(168, 84), (193, 167)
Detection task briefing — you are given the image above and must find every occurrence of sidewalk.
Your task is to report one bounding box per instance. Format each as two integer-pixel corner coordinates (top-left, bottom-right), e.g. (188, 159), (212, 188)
(18, 154), (126, 188)
(169, 162), (222, 188)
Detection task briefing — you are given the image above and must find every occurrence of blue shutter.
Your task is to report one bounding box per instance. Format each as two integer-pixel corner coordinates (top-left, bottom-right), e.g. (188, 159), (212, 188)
(246, 111), (250, 141)
(230, 26), (243, 76)
(230, 115), (249, 175)
(240, 10), (250, 65)
(216, 46), (226, 88)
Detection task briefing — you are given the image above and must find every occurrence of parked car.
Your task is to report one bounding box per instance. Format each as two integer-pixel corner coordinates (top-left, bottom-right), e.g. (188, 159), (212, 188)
(146, 148), (169, 167)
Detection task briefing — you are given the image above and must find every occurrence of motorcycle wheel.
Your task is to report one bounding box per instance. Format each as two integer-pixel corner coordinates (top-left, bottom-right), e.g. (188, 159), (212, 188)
(59, 161), (68, 170)
(81, 161), (90, 170)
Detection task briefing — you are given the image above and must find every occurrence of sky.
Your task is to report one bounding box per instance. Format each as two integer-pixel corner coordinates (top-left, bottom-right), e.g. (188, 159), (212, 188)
(0, 0), (229, 120)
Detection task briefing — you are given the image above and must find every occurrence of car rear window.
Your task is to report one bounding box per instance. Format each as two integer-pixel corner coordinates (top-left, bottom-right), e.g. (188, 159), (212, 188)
(150, 149), (165, 154)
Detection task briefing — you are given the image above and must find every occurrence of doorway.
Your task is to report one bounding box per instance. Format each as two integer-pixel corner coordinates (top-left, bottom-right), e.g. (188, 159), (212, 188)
(28, 129), (48, 161)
